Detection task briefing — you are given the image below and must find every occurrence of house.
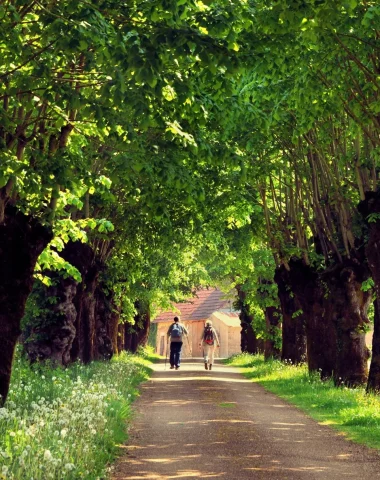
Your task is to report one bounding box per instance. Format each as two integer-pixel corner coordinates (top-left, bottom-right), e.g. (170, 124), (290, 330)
(152, 288), (241, 358)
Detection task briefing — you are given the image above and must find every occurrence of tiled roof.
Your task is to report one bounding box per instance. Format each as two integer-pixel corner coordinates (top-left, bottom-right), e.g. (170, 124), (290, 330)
(153, 288), (233, 323)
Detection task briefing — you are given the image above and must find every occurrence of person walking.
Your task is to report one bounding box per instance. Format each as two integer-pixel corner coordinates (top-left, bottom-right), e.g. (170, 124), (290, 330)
(199, 320), (220, 371)
(167, 316), (188, 370)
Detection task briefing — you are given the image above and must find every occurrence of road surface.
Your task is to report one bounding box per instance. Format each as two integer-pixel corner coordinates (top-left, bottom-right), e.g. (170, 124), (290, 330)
(113, 358), (380, 480)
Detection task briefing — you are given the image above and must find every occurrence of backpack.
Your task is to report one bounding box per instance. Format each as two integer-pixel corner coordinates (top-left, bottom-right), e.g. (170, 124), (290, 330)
(203, 325), (214, 345)
(170, 323), (182, 338)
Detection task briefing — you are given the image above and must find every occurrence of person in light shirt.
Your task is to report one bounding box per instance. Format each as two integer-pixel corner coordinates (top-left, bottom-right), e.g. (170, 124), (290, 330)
(199, 320), (220, 371)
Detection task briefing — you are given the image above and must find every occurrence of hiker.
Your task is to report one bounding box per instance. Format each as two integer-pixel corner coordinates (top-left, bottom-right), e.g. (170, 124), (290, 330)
(199, 320), (220, 371)
(167, 316), (188, 370)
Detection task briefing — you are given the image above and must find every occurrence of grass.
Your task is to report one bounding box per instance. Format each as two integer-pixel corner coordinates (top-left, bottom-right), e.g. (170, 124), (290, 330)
(0, 347), (159, 480)
(226, 353), (380, 450)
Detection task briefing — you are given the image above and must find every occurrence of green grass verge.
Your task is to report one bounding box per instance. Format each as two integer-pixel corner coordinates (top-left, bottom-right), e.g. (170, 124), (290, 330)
(0, 347), (159, 480)
(226, 353), (380, 450)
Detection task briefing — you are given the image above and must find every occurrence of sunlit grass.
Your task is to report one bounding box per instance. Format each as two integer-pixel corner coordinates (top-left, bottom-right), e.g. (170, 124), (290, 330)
(226, 353), (380, 449)
(0, 347), (158, 479)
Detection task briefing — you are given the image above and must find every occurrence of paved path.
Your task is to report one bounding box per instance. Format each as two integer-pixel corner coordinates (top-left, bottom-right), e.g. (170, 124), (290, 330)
(113, 359), (380, 480)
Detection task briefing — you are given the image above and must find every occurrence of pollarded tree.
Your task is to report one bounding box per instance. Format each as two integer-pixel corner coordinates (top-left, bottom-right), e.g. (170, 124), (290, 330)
(219, 60), (373, 383)
(242, 0), (380, 388)
(0, 0), (252, 404)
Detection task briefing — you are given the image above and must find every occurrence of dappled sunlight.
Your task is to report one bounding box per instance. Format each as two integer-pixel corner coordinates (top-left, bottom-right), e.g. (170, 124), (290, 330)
(269, 427), (293, 430)
(329, 454), (353, 460)
(113, 359), (380, 480)
(144, 455), (202, 464)
(244, 466), (329, 473)
(151, 400), (199, 405)
(116, 471), (226, 479)
(152, 376), (252, 383)
(125, 444), (178, 451)
(272, 422), (306, 426)
(168, 419), (256, 425)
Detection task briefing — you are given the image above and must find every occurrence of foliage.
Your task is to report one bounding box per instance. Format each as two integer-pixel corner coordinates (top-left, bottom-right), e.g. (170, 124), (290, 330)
(0, 349), (155, 480)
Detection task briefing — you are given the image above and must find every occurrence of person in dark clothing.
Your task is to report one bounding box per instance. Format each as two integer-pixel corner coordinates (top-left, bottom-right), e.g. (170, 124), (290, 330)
(167, 316), (188, 370)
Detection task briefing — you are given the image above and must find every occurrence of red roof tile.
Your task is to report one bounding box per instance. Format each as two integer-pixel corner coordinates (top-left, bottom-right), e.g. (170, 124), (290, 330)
(153, 288), (232, 323)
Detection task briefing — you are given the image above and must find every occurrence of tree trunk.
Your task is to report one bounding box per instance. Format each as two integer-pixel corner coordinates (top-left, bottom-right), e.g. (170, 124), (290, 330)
(23, 242), (106, 365)
(64, 241), (101, 363)
(288, 260), (337, 378)
(108, 300), (120, 356)
(331, 264), (370, 386)
(23, 276), (77, 365)
(117, 322), (126, 353)
(367, 301), (380, 392)
(124, 300), (150, 353)
(264, 305), (281, 360)
(94, 286), (116, 360)
(124, 324), (133, 352)
(0, 206), (52, 405)
(274, 266), (307, 364)
(288, 258), (370, 385)
(236, 285), (261, 354)
(359, 190), (380, 391)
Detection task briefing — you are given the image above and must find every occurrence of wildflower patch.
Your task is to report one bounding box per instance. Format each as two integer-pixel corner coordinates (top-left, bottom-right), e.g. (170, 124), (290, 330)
(0, 351), (153, 479)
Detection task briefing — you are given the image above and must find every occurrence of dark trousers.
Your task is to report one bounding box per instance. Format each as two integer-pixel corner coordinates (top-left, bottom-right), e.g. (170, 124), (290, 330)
(170, 342), (183, 367)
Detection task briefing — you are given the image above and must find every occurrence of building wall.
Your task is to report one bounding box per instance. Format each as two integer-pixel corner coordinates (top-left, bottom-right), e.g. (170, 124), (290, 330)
(155, 316), (241, 359)
(228, 325), (241, 357)
(156, 321), (194, 358)
(209, 313), (241, 358)
(209, 316), (224, 358)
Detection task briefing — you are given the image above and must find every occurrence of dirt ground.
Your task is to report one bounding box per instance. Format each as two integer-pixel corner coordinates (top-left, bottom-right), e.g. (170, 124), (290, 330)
(112, 358), (380, 480)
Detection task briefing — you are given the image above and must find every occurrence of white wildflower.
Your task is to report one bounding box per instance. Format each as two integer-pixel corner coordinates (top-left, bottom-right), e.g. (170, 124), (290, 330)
(43, 449), (53, 461)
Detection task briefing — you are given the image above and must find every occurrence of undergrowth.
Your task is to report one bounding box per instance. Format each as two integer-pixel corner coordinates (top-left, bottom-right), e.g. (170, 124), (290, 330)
(0, 347), (158, 479)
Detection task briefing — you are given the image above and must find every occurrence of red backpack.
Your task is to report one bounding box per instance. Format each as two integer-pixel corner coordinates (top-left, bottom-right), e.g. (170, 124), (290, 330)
(203, 325), (214, 345)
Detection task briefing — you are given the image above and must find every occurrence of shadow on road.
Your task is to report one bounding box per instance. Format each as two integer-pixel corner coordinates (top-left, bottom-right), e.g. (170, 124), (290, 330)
(113, 359), (380, 480)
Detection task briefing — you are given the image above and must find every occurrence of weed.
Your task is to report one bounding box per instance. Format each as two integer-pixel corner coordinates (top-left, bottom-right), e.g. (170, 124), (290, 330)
(0, 350), (155, 479)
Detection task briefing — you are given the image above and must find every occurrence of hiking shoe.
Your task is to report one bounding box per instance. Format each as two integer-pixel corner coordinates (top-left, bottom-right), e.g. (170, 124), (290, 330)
(175, 366), (180, 370)
(170, 366), (174, 369)
(209, 364), (212, 371)
(204, 362), (208, 370)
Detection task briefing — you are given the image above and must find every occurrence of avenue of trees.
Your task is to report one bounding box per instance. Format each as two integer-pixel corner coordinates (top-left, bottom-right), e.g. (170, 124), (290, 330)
(1, 0), (380, 405)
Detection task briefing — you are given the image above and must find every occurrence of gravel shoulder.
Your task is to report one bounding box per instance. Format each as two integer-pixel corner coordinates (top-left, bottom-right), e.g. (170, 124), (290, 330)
(113, 358), (380, 480)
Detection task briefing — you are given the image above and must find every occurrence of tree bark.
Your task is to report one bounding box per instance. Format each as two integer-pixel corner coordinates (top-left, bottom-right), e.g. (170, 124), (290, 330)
(94, 286), (116, 360)
(108, 299), (120, 356)
(264, 305), (282, 360)
(367, 300), (380, 392)
(23, 243), (118, 365)
(288, 260), (337, 379)
(23, 276), (77, 365)
(124, 300), (151, 353)
(63, 241), (102, 364)
(274, 265), (307, 364)
(236, 285), (261, 354)
(332, 264), (371, 386)
(117, 322), (126, 353)
(359, 190), (380, 391)
(288, 258), (370, 385)
(0, 206), (52, 405)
